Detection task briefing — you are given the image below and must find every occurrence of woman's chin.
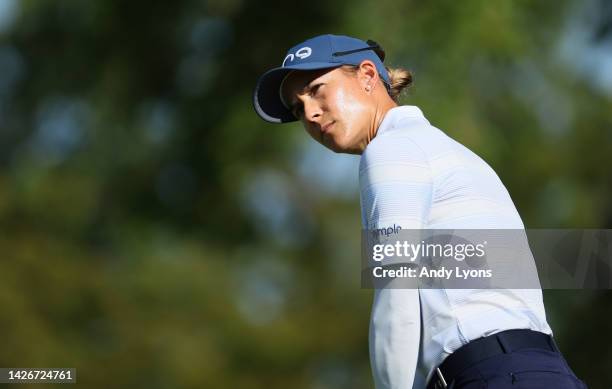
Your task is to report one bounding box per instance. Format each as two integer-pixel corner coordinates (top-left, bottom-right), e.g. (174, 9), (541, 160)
(323, 136), (359, 154)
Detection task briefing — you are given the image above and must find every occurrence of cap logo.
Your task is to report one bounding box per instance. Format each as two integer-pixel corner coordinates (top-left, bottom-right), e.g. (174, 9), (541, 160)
(282, 46), (312, 67)
(295, 47), (312, 59)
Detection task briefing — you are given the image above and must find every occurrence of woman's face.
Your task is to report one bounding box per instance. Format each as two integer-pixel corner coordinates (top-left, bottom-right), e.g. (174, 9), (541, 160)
(281, 65), (376, 154)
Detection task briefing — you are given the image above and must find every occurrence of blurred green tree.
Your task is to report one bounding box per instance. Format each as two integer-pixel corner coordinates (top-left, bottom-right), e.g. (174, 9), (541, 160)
(0, 0), (610, 388)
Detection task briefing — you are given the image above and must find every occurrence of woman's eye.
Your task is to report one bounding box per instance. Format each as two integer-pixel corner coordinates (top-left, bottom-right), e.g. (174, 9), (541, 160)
(311, 84), (323, 96)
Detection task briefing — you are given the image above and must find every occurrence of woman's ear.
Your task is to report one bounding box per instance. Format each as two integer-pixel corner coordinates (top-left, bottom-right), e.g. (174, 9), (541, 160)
(357, 60), (379, 91)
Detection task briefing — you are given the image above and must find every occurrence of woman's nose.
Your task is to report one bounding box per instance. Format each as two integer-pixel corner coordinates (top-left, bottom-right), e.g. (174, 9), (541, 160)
(303, 99), (322, 123)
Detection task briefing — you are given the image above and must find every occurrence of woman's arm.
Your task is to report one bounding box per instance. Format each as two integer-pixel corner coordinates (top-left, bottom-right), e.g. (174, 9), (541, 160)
(360, 133), (433, 389)
(369, 288), (421, 389)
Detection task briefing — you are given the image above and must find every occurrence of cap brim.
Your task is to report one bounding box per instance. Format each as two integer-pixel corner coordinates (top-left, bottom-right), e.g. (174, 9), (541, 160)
(253, 62), (342, 123)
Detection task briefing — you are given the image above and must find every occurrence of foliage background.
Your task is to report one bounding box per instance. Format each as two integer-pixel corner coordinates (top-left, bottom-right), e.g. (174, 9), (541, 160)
(0, 0), (610, 388)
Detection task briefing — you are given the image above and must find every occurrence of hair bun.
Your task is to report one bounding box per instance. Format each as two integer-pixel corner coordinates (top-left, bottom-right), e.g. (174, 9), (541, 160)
(386, 67), (413, 102)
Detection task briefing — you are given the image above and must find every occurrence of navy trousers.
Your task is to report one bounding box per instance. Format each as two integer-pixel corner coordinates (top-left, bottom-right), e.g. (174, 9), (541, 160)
(447, 348), (587, 388)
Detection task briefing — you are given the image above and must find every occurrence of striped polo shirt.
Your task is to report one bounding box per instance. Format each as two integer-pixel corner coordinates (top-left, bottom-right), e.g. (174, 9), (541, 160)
(359, 105), (552, 388)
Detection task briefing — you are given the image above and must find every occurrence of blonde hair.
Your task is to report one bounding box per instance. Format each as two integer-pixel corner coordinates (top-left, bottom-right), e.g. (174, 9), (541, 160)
(386, 66), (413, 102)
(342, 65), (413, 103)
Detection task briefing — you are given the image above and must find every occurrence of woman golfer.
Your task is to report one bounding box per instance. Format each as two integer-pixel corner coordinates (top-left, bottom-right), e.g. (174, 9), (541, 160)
(253, 34), (586, 389)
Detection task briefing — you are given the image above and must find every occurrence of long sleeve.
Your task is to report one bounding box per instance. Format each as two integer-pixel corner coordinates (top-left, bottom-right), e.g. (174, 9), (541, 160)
(360, 131), (433, 389)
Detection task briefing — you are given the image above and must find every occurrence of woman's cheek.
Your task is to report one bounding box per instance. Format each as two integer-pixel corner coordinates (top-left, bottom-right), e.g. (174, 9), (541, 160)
(336, 89), (364, 125)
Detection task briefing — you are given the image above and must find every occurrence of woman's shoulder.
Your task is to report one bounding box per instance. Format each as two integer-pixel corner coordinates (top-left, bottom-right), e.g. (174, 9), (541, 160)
(361, 128), (431, 168)
(362, 120), (448, 169)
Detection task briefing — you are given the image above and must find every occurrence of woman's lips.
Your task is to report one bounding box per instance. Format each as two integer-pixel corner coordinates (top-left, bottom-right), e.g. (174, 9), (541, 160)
(321, 121), (335, 133)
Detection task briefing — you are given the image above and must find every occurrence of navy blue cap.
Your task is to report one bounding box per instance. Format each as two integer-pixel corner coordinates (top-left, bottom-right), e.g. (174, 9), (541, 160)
(253, 34), (390, 123)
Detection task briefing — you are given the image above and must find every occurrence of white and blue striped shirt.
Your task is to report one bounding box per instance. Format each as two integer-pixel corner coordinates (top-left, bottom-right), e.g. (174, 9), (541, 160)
(359, 105), (552, 388)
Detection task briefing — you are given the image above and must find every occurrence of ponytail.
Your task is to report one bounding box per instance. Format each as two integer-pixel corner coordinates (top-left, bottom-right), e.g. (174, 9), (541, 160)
(386, 66), (413, 103)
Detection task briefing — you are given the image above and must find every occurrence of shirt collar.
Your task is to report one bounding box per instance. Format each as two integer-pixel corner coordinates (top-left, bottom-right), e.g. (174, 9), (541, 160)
(376, 105), (429, 136)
